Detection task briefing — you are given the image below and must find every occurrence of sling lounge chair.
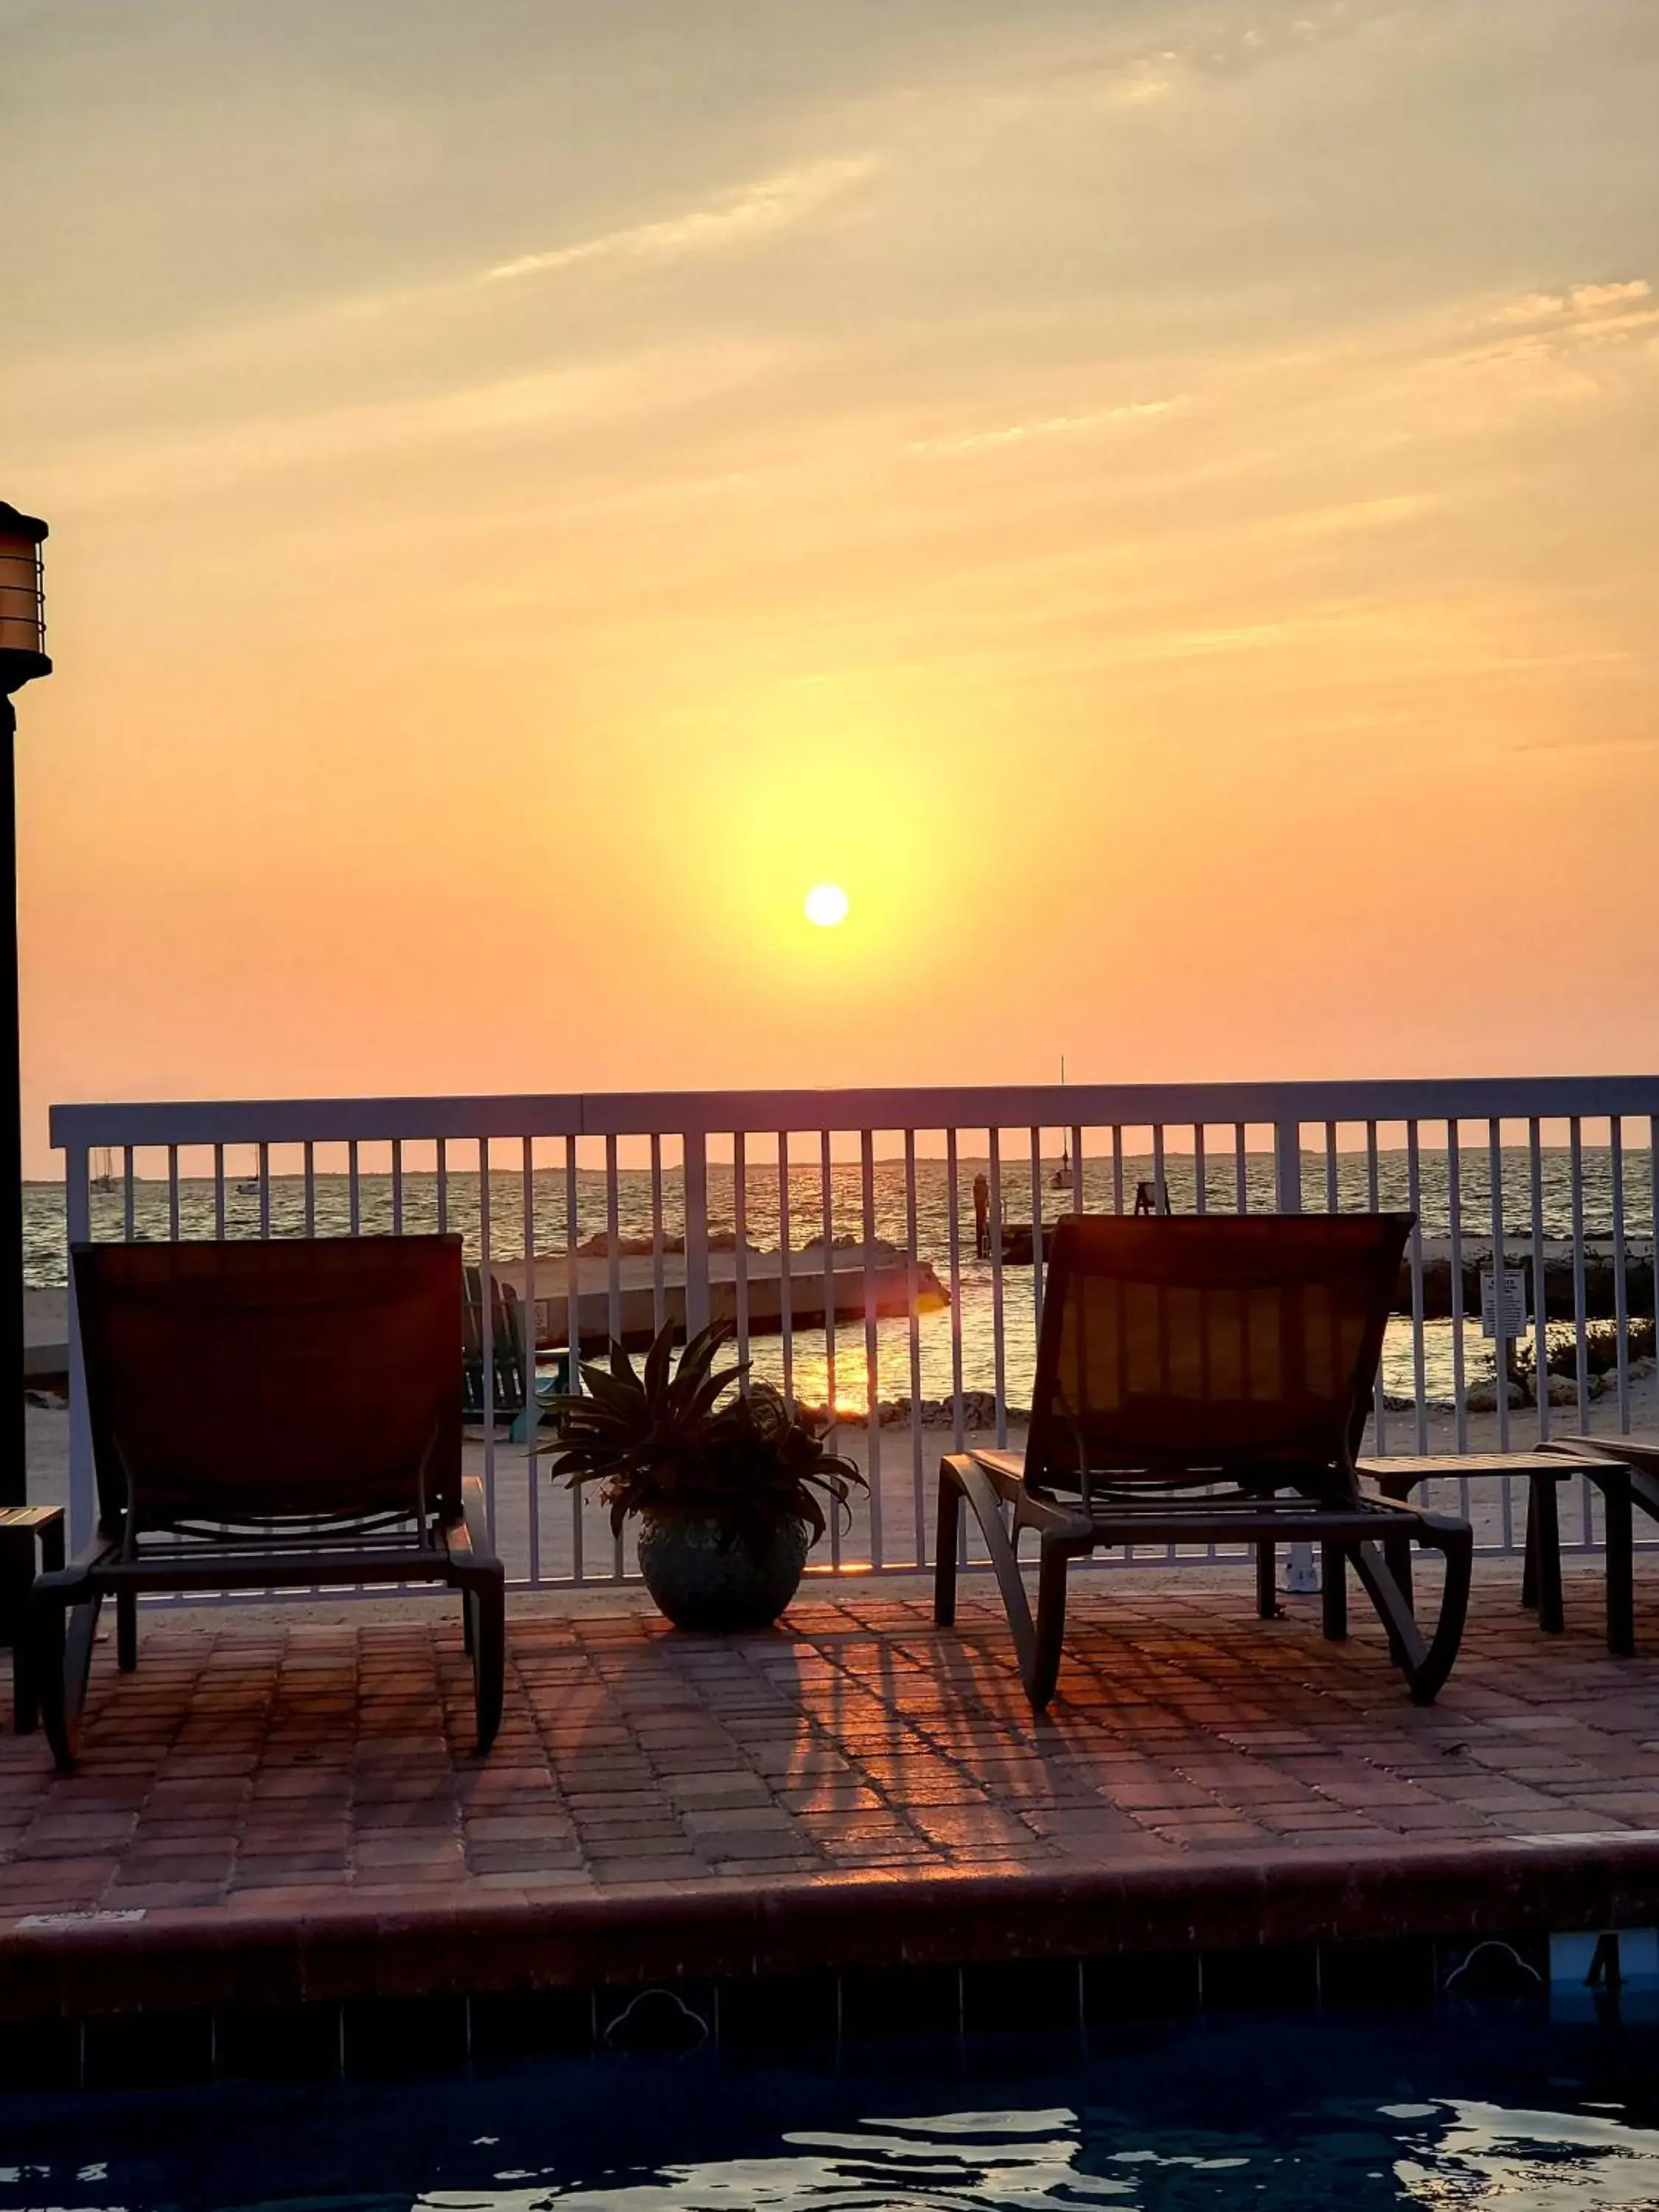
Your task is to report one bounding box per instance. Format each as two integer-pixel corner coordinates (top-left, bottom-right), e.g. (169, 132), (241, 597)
(32, 1234), (504, 1770)
(934, 1213), (1473, 1709)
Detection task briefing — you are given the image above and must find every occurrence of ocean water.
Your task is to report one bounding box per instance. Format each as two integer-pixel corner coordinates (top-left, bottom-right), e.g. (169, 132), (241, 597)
(4, 2013), (1659, 2209)
(27, 1147), (1655, 1416)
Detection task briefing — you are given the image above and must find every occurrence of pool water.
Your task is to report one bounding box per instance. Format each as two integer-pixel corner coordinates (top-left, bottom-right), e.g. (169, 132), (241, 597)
(4, 2013), (1659, 2210)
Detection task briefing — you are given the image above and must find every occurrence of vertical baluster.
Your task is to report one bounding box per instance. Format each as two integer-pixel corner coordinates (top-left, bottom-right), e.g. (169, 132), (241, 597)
(167, 1144), (180, 1242)
(989, 1128), (1007, 1447)
(777, 1131), (793, 1408)
(605, 1133), (623, 1580)
(304, 1140), (316, 1236)
(1528, 1118), (1549, 1445)
(1234, 1124), (1248, 1213)
(904, 1130), (924, 1567)
(122, 1146), (135, 1242)
(684, 1130), (710, 1340)
(1111, 1125), (1124, 1214)
(1406, 1123), (1428, 1453)
(1325, 1121), (1339, 1213)
(1070, 1123), (1084, 1215)
(212, 1143), (226, 1239)
(65, 1147), (94, 1550)
(1447, 1122), (1467, 1453)
(1363, 1121), (1387, 1455)
(437, 1137), (448, 1234)
(733, 1132), (750, 1390)
(649, 1133), (666, 1338)
(604, 1133), (622, 1351)
(1569, 1119), (1590, 1433)
(1029, 1126), (1044, 1335)
(1611, 1117), (1631, 1434)
(566, 1134), (582, 1585)
(1488, 1119), (1511, 1512)
(1194, 1123), (1207, 1215)
(348, 1140), (361, 1234)
(523, 1135), (540, 1588)
(860, 1129), (882, 1568)
(820, 1130), (840, 1568)
(258, 1141), (270, 1239)
(1152, 1124), (1166, 1214)
(946, 1128), (965, 1457)
(1275, 1120), (1302, 1214)
(479, 1136), (495, 1543)
(392, 1138), (403, 1234)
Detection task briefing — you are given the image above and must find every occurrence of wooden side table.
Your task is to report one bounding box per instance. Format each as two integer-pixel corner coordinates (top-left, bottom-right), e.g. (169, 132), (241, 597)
(1360, 1451), (1632, 1654)
(0, 1503), (66, 1732)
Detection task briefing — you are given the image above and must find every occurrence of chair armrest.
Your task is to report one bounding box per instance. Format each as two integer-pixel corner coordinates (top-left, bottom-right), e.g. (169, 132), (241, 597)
(451, 1472), (498, 1566)
(33, 1532), (121, 1598)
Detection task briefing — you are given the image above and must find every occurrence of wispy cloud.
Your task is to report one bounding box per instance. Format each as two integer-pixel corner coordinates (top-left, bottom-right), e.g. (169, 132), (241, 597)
(908, 397), (1183, 457)
(483, 156), (878, 285)
(1491, 279), (1652, 326)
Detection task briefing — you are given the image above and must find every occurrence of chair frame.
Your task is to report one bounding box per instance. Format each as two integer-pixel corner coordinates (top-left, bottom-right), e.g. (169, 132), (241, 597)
(32, 1235), (504, 1770)
(934, 1214), (1473, 1709)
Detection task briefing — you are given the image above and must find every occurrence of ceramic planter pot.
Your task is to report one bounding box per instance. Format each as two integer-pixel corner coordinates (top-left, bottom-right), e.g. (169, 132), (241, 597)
(636, 1512), (809, 1632)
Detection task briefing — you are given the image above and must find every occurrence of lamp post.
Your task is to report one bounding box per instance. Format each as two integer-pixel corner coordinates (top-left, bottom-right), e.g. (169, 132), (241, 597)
(0, 504), (50, 1511)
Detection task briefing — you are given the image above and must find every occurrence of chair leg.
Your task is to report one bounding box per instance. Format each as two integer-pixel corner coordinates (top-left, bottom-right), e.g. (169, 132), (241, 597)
(1255, 1541), (1280, 1620)
(933, 1461), (962, 1629)
(1402, 1522), (1473, 1705)
(34, 1586), (100, 1774)
(1321, 1543), (1349, 1641)
(940, 1458), (1041, 1691)
(1027, 1536), (1074, 1713)
(462, 1568), (505, 1755)
(1520, 1486), (1539, 1611)
(116, 1590), (138, 1673)
(1349, 1540), (1425, 1676)
(1603, 1477), (1635, 1657)
(1531, 1475), (1564, 1635)
(0, 1532), (33, 1733)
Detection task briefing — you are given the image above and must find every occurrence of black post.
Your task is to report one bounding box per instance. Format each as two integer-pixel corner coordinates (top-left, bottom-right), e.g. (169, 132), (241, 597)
(0, 692), (20, 1509)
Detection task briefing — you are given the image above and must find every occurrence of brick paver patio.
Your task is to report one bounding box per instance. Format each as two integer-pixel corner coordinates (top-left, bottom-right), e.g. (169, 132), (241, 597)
(4, 1564), (1658, 1927)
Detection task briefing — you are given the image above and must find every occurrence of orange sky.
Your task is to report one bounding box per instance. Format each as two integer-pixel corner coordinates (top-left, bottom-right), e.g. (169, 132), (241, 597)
(5, 0), (1658, 1172)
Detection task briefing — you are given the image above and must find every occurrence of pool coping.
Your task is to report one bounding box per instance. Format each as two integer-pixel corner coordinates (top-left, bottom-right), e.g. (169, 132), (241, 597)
(4, 1829), (1655, 2023)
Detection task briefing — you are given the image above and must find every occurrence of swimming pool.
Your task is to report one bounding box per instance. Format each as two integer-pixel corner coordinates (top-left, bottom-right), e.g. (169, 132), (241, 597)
(4, 2012), (1658, 2209)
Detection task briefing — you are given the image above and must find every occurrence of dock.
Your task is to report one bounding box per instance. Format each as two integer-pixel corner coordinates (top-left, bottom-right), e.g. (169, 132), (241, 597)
(493, 1242), (949, 1353)
(995, 1226), (1655, 1322)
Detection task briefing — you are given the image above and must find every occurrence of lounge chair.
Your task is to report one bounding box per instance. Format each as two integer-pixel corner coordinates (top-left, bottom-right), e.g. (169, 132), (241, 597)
(32, 1235), (504, 1770)
(463, 1264), (528, 1421)
(934, 1213), (1473, 1708)
(462, 1266), (570, 1442)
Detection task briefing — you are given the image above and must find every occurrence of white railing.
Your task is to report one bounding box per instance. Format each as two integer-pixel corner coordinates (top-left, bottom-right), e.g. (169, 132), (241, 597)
(49, 1078), (1659, 1589)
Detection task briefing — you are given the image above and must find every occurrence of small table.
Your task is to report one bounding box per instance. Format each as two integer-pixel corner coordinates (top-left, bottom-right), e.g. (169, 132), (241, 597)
(1360, 1450), (1634, 1655)
(0, 1503), (66, 1732)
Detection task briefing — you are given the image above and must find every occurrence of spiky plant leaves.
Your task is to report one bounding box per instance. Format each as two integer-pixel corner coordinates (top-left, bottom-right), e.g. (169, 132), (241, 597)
(545, 1313), (867, 1552)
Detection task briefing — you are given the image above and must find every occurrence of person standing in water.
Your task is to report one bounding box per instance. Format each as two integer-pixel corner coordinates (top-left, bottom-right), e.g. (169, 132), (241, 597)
(973, 1172), (991, 1259)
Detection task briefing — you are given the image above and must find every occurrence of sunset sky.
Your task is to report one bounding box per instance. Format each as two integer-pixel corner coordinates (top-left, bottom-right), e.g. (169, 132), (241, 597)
(5, 0), (1657, 1172)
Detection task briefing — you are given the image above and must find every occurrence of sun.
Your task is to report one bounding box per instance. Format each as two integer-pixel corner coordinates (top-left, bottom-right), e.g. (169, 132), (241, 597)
(804, 883), (849, 928)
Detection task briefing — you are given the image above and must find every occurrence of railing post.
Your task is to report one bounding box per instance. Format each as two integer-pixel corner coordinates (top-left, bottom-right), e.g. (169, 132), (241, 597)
(64, 1142), (94, 1550)
(1273, 1120), (1303, 1214)
(683, 1129), (710, 1336)
(1273, 1117), (1318, 1593)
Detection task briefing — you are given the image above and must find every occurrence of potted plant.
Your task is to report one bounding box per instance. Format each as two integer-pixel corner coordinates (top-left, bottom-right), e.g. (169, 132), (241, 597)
(548, 1320), (867, 1631)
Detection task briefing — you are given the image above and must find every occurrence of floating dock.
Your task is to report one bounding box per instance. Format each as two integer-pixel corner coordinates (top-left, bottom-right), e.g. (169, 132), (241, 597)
(995, 1226), (1655, 1323)
(493, 1243), (950, 1354)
